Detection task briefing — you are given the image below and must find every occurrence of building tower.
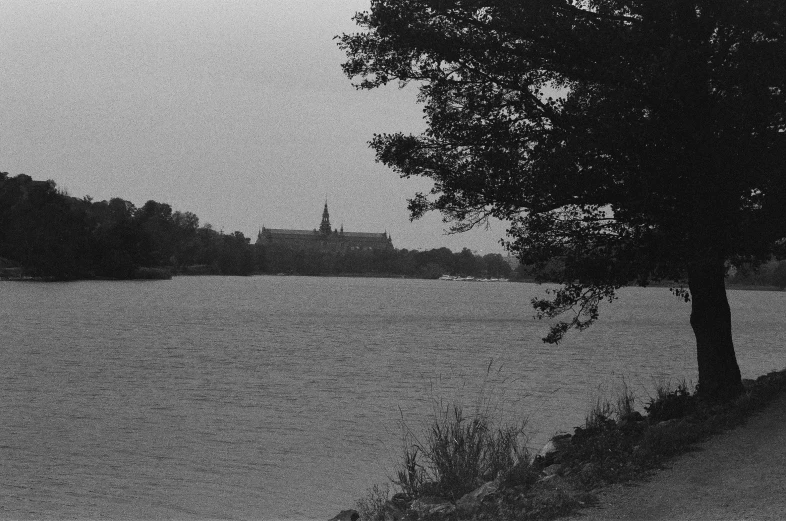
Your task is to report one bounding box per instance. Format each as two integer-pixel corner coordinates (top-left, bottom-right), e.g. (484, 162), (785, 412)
(319, 201), (332, 235)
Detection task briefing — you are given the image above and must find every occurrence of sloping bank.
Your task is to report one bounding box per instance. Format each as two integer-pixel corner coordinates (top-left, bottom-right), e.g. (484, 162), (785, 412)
(328, 369), (786, 521)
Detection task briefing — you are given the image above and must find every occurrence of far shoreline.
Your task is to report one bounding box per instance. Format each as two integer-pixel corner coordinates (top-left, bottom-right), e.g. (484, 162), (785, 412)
(2, 271), (784, 291)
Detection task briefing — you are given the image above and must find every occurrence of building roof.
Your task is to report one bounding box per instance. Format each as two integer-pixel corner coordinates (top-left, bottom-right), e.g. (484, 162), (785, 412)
(341, 231), (388, 239)
(260, 228), (388, 239)
(262, 228), (317, 236)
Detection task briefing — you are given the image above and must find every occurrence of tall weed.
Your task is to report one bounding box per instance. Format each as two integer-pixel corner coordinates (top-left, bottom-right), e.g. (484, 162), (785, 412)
(394, 362), (531, 500)
(395, 403), (529, 499)
(355, 484), (390, 521)
(616, 379), (636, 419)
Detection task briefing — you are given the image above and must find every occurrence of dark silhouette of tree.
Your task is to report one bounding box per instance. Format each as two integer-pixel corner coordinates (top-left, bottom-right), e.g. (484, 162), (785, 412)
(88, 197), (138, 278)
(483, 253), (513, 279)
(133, 200), (177, 268)
(171, 211), (201, 269)
(340, 1), (786, 400)
(455, 247), (479, 276)
(416, 247), (456, 276)
(0, 173), (257, 279)
(0, 174), (92, 279)
(217, 231), (255, 275)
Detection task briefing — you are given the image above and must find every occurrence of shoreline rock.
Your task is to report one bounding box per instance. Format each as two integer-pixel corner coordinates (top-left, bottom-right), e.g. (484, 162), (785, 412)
(327, 509), (359, 521)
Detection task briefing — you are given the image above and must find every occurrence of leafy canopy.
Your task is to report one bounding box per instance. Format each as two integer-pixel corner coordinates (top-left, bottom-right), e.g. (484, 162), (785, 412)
(340, 0), (786, 341)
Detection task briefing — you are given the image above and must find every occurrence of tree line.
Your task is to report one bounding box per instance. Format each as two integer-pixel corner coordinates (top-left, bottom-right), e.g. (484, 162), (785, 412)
(0, 173), (257, 279)
(263, 243), (512, 279)
(0, 172), (513, 280)
(727, 261), (786, 290)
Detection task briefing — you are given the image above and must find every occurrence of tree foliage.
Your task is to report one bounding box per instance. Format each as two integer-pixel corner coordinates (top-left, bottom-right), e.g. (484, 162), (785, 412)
(340, 1), (786, 399)
(0, 172), (259, 279)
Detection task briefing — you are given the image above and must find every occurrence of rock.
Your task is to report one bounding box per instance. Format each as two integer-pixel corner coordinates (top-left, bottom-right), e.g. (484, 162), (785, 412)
(382, 501), (410, 521)
(580, 462), (599, 481)
(620, 410), (644, 422)
(328, 509), (359, 521)
(618, 418), (646, 433)
(631, 443), (648, 462)
(456, 495), (481, 512)
(410, 496), (456, 517)
(456, 480), (498, 511)
(657, 418), (679, 428)
(618, 411), (645, 431)
(390, 492), (411, 508)
(537, 433), (572, 465)
(543, 463), (563, 476)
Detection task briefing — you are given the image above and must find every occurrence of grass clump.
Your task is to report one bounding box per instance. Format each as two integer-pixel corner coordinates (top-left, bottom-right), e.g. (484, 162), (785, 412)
(355, 484), (390, 521)
(395, 403), (530, 500)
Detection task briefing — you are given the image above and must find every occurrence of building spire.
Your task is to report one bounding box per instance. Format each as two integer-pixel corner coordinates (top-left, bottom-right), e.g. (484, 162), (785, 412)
(319, 200), (331, 235)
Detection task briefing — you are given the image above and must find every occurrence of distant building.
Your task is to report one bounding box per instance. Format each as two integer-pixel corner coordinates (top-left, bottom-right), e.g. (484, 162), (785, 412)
(256, 202), (393, 251)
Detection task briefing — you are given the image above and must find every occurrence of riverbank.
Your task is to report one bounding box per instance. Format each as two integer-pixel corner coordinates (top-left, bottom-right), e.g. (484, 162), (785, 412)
(345, 369), (786, 521)
(567, 388), (786, 520)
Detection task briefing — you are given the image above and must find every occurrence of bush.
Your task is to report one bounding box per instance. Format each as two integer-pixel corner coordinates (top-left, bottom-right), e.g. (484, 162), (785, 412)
(645, 381), (694, 422)
(583, 397), (616, 433)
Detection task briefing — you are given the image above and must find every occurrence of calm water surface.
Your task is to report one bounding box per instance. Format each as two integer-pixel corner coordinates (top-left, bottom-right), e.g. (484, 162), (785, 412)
(1, 276), (784, 520)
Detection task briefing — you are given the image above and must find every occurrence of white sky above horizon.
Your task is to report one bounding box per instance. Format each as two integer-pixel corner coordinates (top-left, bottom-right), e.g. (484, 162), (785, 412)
(0, 0), (509, 254)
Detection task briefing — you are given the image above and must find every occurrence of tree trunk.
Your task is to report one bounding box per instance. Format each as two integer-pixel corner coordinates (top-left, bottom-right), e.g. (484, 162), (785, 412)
(687, 260), (743, 401)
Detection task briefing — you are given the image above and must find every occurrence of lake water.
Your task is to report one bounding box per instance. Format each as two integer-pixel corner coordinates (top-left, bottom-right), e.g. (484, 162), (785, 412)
(1, 276), (784, 520)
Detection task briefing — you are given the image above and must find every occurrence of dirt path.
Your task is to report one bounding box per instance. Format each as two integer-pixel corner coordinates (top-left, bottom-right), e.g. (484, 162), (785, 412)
(568, 392), (786, 521)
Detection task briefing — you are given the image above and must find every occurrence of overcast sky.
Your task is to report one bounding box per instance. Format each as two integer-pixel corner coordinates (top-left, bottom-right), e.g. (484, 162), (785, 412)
(1, 0), (508, 253)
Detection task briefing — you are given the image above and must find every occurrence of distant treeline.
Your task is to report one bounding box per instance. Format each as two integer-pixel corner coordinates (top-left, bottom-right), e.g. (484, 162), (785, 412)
(0, 173), (259, 280)
(727, 261), (786, 289)
(263, 243), (513, 279)
(0, 172), (514, 281)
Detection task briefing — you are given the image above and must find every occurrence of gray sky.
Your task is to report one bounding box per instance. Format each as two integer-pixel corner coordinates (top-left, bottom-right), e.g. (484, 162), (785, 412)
(1, 0), (508, 253)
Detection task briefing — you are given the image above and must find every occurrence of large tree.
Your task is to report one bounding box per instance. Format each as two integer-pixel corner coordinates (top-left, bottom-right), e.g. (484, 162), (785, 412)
(340, 0), (786, 400)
